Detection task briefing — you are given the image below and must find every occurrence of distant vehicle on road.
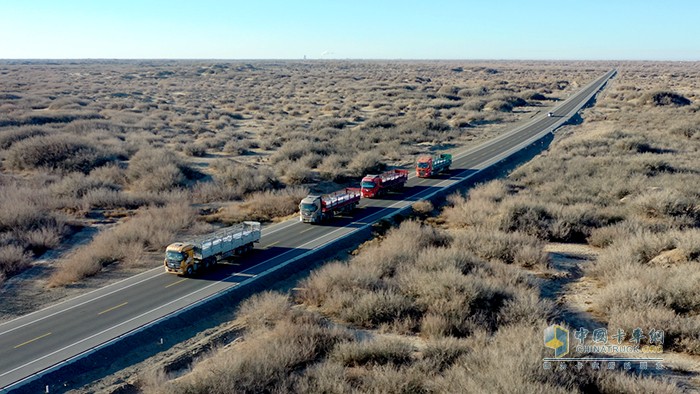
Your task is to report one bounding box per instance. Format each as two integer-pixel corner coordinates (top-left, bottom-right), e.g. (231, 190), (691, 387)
(547, 112), (554, 117)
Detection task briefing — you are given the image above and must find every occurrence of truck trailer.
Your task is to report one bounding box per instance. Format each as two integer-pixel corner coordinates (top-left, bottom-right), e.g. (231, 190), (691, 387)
(300, 188), (361, 223)
(416, 153), (452, 178)
(164, 221), (261, 275)
(361, 169), (409, 198)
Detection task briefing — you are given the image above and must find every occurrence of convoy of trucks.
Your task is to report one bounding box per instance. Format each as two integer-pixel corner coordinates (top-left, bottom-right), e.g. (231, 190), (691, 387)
(360, 169), (409, 198)
(299, 188), (362, 223)
(415, 153), (452, 178)
(164, 221), (261, 275)
(166, 152), (456, 270)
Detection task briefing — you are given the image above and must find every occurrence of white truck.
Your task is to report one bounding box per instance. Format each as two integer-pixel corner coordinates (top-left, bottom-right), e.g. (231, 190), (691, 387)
(299, 188), (361, 223)
(164, 221), (261, 275)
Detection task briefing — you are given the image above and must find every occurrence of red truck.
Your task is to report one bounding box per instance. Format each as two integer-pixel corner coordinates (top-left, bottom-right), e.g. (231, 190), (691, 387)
(299, 188), (361, 223)
(416, 153), (452, 178)
(361, 169), (409, 198)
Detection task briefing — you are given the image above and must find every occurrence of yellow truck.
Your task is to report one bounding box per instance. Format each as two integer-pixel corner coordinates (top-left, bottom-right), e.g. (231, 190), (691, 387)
(164, 221), (261, 275)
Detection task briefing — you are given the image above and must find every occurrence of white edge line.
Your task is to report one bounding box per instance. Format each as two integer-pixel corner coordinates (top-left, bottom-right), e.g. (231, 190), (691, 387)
(0, 269), (165, 333)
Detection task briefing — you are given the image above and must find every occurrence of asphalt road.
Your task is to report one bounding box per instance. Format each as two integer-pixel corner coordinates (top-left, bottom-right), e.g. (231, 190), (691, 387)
(0, 69), (615, 391)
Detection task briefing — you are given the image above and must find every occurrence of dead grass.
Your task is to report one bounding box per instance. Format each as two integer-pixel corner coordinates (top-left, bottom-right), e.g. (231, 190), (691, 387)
(216, 186), (309, 223)
(49, 201), (197, 286)
(297, 220), (552, 339)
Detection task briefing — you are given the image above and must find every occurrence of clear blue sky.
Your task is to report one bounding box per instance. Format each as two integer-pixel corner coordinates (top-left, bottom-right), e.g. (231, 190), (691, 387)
(1, 0), (698, 60)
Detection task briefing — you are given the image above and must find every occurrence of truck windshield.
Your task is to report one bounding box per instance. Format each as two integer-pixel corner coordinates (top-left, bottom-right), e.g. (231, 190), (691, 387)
(300, 203), (317, 212)
(166, 251), (184, 262)
(361, 181), (376, 189)
(417, 162), (430, 169)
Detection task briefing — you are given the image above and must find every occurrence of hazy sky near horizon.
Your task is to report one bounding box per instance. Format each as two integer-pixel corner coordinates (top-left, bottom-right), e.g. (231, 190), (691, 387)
(1, 0), (698, 60)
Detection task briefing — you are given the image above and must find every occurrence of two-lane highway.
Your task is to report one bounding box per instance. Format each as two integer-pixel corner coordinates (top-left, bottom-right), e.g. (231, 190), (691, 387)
(0, 69), (615, 392)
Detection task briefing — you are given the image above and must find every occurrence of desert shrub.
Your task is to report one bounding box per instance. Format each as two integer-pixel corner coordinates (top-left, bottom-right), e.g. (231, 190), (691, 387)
(209, 160), (277, 195)
(19, 227), (63, 253)
(296, 261), (384, 307)
(353, 363), (429, 394)
(0, 126), (48, 149)
(127, 148), (188, 192)
(630, 188), (698, 223)
(363, 116), (396, 129)
(292, 362), (353, 393)
(484, 99), (513, 112)
(0, 111), (101, 128)
(421, 337), (470, 372)
(0, 244), (32, 279)
(278, 160), (314, 185)
(339, 289), (418, 327)
(89, 163), (128, 186)
(159, 314), (350, 394)
(587, 221), (643, 248)
(548, 203), (616, 243)
(669, 121), (700, 139)
(331, 337), (413, 367)
(499, 201), (553, 239)
(190, 181), (240, 204)
(6, 134), (119, 173)
(442, 181), (509, 229)
(81, 188), (147, 210)
(269, 140), (332, 165)
(317, 154), (349, 182)
(236, 291), (293, 330)
(353, 221), (450, 277)
(182, 143), (207, 157)
(222, 139), (250, 155)
(640, 91), (691, 106)
(463, 98), (487, 111)
(50, 172), (119, 199)
(348, 150), (385, 177)
(411, 200), (433, 215)
(588, 230), (676, 282)
(49, 201), (196, 286)
(218, 186), (309, 222)
(453, 228), (548, 268)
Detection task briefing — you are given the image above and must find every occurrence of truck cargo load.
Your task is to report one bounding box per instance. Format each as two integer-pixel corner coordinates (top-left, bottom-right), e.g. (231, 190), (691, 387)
(300, 188), (361, 223)
(361, 169), (409, 198)
(164, 221), (261, 275)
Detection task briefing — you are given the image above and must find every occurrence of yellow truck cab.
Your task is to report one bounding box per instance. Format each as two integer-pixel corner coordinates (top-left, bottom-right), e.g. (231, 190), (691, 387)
(164, 242), (197, 275)
(164, 221), (261, 276)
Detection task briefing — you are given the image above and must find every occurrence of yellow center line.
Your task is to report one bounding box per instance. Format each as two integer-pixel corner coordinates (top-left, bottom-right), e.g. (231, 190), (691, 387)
(15, 332), (52, 349)
(264, 241), (280, 249)
(165, 278), (187, 288)
(98, 301), (128, 315)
